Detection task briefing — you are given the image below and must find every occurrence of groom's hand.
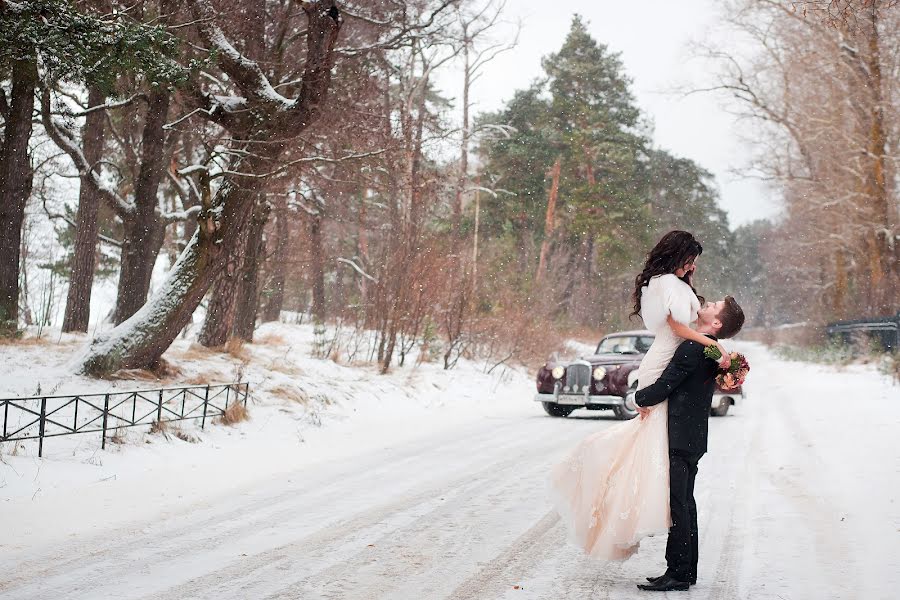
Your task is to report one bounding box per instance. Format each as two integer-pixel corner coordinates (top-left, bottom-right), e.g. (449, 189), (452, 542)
(637, 407), (651, 420)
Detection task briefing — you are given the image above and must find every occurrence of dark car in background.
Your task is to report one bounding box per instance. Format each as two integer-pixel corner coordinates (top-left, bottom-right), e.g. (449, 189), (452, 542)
(534, 330), (744, 419)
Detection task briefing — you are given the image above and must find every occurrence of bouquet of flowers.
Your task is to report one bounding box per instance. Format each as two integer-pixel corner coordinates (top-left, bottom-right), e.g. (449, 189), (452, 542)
(703, 345), (750, 390)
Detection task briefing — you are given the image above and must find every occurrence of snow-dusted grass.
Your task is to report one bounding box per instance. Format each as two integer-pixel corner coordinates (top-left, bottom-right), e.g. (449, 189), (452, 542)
(0, 321), (537, 544)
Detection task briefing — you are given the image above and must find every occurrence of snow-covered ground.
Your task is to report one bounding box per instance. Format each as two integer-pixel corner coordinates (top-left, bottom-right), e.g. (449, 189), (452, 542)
(0, 330), (897, 599)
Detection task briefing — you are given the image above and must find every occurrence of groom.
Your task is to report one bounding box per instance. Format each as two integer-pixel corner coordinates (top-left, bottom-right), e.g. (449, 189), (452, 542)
(634, 296), (745, 592)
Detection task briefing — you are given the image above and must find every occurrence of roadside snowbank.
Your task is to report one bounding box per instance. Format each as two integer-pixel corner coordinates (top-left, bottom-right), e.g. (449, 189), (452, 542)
(0, 321), (536, 546)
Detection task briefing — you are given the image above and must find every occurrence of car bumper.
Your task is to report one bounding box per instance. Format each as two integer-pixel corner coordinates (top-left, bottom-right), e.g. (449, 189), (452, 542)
(534, 392), (625, 407)
(536, 391), (744, 409)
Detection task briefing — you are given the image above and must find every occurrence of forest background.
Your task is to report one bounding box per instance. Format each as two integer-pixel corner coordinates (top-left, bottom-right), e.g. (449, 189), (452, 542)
(1, 0), (897, 375)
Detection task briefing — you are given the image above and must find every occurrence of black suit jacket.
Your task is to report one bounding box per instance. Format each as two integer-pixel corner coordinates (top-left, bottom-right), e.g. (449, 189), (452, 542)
(634, 336), (718, 454)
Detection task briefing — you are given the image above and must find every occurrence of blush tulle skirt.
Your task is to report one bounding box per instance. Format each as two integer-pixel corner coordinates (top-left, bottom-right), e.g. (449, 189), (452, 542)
(548, 402), (671, 561)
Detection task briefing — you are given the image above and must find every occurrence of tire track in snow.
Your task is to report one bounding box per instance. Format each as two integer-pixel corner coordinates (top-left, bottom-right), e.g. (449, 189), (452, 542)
(2, 416), (595, 600)
(446, 511), (563, 600)
(0, 417), (577, 600)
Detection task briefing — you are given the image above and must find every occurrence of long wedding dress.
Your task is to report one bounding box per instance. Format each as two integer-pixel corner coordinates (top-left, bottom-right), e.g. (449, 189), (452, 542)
(549, 274), (701, 560)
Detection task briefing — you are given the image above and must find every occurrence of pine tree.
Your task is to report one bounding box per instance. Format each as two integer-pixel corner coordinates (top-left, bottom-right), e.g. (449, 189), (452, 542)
(0, 0), (179, 335)
(477, 15), (651, 321)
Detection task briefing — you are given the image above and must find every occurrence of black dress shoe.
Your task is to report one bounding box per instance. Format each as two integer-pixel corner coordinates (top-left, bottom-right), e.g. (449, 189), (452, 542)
(646, 574), (696, 586)
(637, 574), (690, 591)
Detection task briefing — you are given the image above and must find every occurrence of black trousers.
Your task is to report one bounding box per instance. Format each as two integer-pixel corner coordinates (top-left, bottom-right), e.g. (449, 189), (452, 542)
(665, 449), (704, 582)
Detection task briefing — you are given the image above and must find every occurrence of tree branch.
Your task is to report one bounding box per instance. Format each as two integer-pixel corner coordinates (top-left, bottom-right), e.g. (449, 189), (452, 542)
(40, 87), (134, 219)
(187, 0), (293, 110)
(337, 257), (377, 282)
(70, 93), (147, 117)
(161, 204), (202, 224)
(41, 197), (123, 247)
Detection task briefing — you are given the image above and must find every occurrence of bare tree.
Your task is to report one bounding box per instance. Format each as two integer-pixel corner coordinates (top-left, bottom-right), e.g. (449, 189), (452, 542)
(450, 0), (516, 237)
(699, 0), (899, 320)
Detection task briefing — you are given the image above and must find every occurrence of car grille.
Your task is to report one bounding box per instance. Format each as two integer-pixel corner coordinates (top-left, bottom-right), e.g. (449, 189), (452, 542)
(565, 364), (591, 394)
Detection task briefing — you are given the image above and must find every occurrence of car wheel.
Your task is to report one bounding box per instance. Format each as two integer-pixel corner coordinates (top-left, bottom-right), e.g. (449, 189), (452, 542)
(711, 401), (730, 417)
(614, 387), (639, 420)
(542, 402), (575, 417)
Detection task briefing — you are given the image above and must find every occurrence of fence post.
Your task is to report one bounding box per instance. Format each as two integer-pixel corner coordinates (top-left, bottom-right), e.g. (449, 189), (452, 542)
(201, 385), (210, 430)
(157, 389), (163, 423)
(101, 393), (110, 450)
(3, 400), (8, 439)
(38, 397), (47, 458)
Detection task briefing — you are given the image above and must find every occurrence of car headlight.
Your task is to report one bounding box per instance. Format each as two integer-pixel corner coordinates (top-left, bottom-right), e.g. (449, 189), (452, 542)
(551, 366), (565, 379)
(593, 366), (607, 381)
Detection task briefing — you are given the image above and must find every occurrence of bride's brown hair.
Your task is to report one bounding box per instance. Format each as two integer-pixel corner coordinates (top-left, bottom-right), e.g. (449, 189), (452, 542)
(631, 230), (704, 320)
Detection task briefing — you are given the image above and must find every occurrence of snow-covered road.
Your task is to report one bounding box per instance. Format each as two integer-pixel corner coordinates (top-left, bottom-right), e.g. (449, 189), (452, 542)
(1, 342), (897, 599)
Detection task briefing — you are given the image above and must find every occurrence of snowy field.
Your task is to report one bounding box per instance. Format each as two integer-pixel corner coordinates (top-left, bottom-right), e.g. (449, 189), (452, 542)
(0, 327), (897, 600)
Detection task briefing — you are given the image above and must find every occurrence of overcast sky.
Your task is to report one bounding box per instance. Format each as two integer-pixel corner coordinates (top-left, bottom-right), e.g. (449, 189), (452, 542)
(436, 0), (782, 229)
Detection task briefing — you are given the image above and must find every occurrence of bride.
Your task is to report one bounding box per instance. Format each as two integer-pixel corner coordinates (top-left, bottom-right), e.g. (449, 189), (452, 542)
(549, 230), (729, 560)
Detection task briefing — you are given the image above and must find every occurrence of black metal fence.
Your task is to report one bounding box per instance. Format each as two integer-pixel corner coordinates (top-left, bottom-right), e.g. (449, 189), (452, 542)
(0, 382), (249, 457)
(826, 312), (900, 352)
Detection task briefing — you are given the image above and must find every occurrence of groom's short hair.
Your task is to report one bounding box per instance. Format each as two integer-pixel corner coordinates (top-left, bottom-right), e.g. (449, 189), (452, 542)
(717, 296), (745, 339)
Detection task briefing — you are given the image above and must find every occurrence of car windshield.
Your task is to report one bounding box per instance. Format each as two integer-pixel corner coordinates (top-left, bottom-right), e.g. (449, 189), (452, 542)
(595, 335), (654, 355)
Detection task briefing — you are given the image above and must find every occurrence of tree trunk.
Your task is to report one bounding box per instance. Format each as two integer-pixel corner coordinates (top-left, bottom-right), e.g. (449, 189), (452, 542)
(861, 9), (896, 314)
(834, 250), (847, 320)
(0, 56), (37, 334)
(558, 246), (580, 318)
(80, 150), (276, 374)
(112, 88), (171, 324)
(356, 187), (370, 305)
(261, 194), (288, 322)
(62, 85), (107, 332)
(309, 211), (326, 323)
(198, 221), (249, 347)
(178, 134), (199, 248)
(78, 0), (341, 375)
(452, 24), (471, 239)
(536, 156), (561, 284)
(233, 196), (270, 341)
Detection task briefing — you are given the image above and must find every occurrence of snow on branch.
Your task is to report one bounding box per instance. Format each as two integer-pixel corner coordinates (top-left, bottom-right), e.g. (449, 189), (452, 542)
(177, 164), (211, 177)
(40, 88), (134, 218)
(336, 257), (377, 282)
(69, 94), (146, 117)
(183, 0), (341, 138)
(161, 205), (202, 225)
(188, 0), (293, 110)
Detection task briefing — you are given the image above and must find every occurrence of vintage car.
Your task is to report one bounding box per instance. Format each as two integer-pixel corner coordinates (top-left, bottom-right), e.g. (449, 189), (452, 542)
(534, 330), (744, 419)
